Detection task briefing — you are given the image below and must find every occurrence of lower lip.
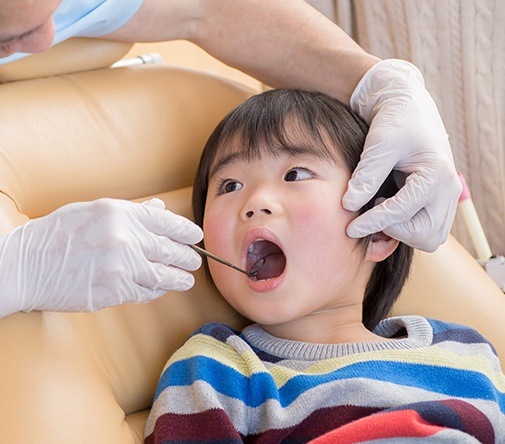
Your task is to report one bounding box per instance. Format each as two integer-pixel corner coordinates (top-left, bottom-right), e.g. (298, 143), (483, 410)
(246, 269), (286, 293)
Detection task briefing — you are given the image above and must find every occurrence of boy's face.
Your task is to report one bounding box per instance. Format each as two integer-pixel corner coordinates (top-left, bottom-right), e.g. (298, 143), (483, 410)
(203, 130), (377, 338)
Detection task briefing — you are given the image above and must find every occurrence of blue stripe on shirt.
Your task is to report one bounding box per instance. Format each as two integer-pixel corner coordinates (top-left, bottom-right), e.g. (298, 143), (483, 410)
(154, 354), (505, 412)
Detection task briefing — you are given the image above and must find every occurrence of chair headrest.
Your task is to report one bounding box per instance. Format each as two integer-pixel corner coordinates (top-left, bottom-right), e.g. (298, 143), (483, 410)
(0, 38), (133, 83)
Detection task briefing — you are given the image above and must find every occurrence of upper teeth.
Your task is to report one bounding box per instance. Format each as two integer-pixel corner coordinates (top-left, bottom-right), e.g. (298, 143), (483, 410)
(248, 239), (265, 253)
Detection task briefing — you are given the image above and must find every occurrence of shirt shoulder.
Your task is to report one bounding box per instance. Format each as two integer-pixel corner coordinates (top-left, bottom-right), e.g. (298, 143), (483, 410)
(426, 317), (497, 351)
(192, 322), (242, 343)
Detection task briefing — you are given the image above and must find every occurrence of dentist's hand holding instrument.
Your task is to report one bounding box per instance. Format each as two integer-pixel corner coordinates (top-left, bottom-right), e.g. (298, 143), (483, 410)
(0, 197), (203, 318)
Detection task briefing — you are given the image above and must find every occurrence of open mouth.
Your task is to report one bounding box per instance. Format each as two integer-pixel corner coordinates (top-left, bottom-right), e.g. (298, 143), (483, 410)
(246, 239), (286, 280)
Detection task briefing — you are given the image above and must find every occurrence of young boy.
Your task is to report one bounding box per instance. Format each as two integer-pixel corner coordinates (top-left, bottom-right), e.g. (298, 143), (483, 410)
(145, 90), (505, 443)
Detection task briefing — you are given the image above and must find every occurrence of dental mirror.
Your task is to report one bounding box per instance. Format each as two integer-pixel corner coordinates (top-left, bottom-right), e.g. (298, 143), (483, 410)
(248, 258), (266, 277)
(190, 245), (265, 277)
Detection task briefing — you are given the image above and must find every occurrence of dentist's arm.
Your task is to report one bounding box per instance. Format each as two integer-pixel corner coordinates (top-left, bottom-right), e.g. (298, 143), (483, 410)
(106, 0), (378, 104)
(0, 198), (202, 318)
(108, 0), (460, 251)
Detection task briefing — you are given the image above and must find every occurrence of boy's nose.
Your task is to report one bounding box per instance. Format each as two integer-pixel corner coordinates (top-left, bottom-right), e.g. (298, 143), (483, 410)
(241, 185), (284, 221)
(245, 208), (272, 218)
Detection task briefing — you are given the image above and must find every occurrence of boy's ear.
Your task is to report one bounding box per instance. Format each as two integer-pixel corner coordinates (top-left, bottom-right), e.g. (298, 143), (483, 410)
(365, 232), (399, 263)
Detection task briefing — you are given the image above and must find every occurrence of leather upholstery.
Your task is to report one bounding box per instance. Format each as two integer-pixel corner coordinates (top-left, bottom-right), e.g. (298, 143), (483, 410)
(0, 40), (504, 443)
(0, 38), (132, 83)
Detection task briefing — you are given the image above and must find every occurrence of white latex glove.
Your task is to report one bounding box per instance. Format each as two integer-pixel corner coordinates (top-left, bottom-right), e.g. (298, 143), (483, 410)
(344, 59), (462, 252)
(0, 197), (203, 318)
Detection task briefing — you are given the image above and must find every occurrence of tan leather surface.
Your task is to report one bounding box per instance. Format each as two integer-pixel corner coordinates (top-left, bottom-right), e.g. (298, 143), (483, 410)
(394, 236), (505, 360)
(0, 59), (504, 443)
(0, 63), (254, 219)
(0, 38), (133, 83)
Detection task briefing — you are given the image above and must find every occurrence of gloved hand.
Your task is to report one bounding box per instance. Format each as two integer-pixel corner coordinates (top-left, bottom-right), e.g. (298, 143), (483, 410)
(344, 59), (462, 252)
(0, 197), (203, 318)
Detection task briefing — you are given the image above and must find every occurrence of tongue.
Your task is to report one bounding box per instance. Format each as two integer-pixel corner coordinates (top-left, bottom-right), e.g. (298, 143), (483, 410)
(254, 252), (286, 280)
(247, 240), (286, 280)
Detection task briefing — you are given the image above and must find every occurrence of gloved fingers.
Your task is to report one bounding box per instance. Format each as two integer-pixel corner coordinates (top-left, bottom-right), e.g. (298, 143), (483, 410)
(346, 172), (431, 238)
(383, 202), (454, 252)
(143, 234), (202, 271)
(131, 202), (203, 245)
(134, 261), (196, 294)
(141, 197), (166, 209)
(342, 130), (400, 212)
(129, 283), (167, 304)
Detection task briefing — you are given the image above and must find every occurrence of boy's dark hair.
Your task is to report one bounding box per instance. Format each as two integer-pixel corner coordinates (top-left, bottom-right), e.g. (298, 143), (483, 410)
(192, 89), (413, 331)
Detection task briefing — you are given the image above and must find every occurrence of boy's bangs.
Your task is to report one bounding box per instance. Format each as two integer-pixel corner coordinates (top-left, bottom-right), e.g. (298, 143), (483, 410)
(208, 113), (344, 180)
(202, 89), (369, 187)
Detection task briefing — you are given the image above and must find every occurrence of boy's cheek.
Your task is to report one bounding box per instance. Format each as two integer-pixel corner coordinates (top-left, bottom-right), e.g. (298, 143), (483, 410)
(293, 202), (349, 234)
(203, 215), (235, 258)
(203, 225), (225, 251)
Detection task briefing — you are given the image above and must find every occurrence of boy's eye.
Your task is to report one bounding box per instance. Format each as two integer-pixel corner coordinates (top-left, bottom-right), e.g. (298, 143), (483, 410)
(219, 179), (243, 194)
(284, 167), (313, 182)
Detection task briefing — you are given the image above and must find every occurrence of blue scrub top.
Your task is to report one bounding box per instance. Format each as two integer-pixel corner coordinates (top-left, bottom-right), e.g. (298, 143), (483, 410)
(0, 0), (143, 65)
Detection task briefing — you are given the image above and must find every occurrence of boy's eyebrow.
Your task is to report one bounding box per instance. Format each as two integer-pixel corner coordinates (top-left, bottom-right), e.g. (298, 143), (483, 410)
(209, 151), (248, 179)
(209, 143), (331, 179)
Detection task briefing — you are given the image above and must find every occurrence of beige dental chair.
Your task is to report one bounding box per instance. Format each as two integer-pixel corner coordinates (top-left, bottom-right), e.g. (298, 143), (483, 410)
(0, 39), (504, 444)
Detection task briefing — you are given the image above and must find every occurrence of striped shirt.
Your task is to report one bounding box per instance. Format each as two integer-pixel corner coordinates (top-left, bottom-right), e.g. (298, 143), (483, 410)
(145, 315), (505, 443)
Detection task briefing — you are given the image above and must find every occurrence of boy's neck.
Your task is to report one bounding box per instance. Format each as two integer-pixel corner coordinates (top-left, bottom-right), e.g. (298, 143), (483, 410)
(260, 306), (391, 345)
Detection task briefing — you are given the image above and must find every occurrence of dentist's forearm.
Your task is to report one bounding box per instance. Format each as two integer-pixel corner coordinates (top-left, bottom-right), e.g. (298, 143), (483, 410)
(107, 0), (380, 104)
(191, 0), (380, 104)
